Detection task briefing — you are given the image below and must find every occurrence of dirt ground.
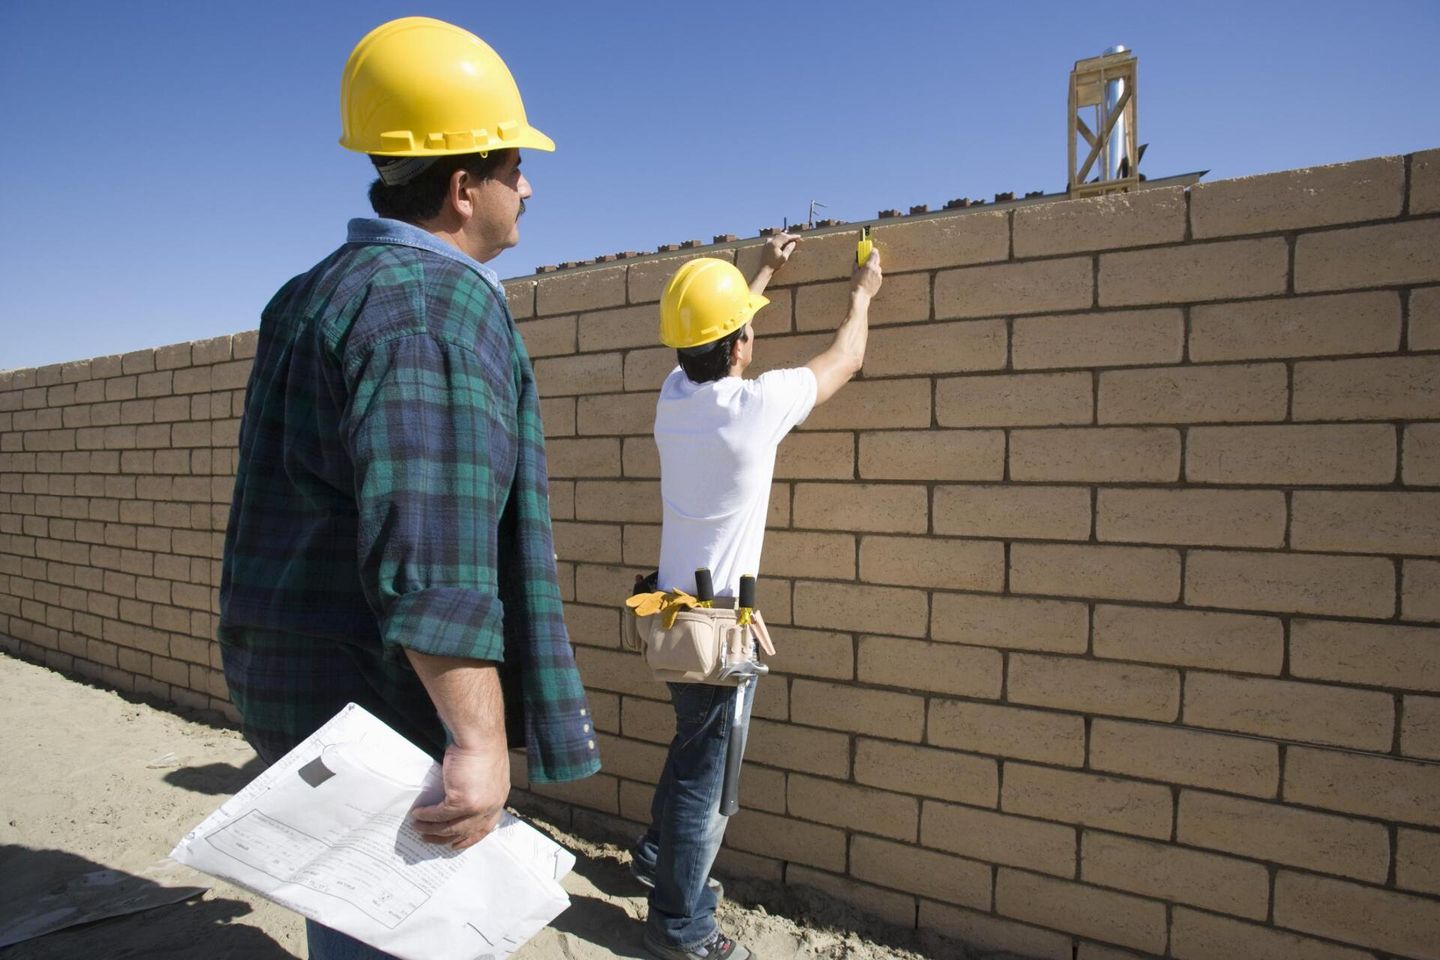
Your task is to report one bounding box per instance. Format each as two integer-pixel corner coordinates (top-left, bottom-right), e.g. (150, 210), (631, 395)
(0, 653), (1015, 960)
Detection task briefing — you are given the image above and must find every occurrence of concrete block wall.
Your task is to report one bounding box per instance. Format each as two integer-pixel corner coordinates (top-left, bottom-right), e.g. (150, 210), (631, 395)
(0, 333), (254, 714)
(4, 148), (1440, 958)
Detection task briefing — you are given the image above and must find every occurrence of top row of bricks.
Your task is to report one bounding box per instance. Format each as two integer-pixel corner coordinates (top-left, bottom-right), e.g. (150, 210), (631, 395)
(505, 150), (1439, 319)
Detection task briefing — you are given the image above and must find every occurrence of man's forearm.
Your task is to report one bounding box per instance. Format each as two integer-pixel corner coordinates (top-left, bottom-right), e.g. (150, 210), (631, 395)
(404, 649), (505, 749)
(749, 264), (776, 296)
(833, 291), (872, 366)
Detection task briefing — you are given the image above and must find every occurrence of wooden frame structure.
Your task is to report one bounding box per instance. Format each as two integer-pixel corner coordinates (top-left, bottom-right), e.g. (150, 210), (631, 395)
(1068, 49), (1139, 198)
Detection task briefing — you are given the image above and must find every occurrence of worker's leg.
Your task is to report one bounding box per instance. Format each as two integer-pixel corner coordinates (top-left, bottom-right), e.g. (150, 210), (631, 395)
(645, 682), (732, 948)
(634, 757), (726, 899)
(633, 742), (676, 879)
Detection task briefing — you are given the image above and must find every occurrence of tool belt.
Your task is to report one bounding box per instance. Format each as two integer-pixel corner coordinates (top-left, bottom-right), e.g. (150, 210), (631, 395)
(623, 575), (775, 685)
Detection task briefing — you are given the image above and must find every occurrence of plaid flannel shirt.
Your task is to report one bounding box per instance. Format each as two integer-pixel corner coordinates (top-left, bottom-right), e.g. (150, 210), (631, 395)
(218, 218), (599, 785)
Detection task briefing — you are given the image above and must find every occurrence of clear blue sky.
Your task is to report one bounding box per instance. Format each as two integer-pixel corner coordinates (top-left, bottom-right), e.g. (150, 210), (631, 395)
(3, 0), (1438, 371)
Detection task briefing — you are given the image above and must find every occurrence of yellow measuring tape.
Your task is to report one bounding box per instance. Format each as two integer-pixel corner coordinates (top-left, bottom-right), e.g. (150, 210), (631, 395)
(856, 226), (873, 266)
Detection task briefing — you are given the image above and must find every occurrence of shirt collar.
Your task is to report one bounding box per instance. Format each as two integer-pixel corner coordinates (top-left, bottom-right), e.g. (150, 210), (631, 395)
(346, 217), (506, 300)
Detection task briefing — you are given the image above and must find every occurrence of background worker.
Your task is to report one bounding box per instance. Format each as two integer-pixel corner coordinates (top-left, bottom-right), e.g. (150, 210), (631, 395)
(217, 18), (599, 959)
(633, 237), (884, 960)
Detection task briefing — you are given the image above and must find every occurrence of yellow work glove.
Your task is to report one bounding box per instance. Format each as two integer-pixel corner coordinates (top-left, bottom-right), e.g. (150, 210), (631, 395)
(625, 589), (700, 629)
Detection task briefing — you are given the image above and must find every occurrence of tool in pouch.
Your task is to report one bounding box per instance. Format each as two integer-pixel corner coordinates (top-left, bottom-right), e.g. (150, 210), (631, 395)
(718, 574), (763, 817)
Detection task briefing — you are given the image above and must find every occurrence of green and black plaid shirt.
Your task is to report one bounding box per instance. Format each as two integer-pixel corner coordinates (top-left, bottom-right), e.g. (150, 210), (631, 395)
(218, 217), (599, 785)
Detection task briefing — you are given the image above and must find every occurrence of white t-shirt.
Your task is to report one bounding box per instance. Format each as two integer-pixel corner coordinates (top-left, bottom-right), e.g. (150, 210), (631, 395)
(654, 365), (818, 598)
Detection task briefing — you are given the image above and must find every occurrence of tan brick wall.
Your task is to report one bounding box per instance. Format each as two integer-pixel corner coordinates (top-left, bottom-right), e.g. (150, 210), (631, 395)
(2, 333), (252, 717)
(5, 148), (1440, 959)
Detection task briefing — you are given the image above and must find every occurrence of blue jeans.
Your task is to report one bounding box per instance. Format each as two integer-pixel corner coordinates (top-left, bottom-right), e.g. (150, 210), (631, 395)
(635, 682), (735, 948)
(306, 921), (395, 959)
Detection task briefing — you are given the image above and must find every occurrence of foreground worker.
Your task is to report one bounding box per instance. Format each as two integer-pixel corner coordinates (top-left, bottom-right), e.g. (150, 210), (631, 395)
(632, 237), (884, 959)
(217, 17), (598, 959)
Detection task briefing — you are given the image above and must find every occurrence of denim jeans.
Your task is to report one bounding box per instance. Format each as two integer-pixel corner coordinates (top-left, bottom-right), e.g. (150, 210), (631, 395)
(636, 682), (735, 948)
(307, 921), (397, 959)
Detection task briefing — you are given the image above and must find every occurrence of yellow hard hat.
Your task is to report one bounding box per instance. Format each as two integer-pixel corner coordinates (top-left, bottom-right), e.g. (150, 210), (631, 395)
(659, 259), (769, 349)
(339, 17), (555, 157)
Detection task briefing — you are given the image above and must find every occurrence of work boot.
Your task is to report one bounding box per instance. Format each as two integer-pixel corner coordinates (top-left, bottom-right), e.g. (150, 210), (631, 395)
(643, 928), (754, 960)
(629, 855), (725, 900)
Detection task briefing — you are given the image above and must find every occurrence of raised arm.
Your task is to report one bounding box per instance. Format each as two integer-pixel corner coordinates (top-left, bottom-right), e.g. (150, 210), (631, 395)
(805, 249), (883, 405)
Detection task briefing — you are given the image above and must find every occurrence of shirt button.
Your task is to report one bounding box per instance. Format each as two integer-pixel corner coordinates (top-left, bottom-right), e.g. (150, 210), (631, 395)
(587, 739), (595, 750)
(582, 723), (591, 733)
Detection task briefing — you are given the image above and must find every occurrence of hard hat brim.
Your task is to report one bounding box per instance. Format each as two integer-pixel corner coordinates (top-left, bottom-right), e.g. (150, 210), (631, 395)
(661, 292), (769, 349)
(343, 122), (555, 156)
(742, 293), (769, 322)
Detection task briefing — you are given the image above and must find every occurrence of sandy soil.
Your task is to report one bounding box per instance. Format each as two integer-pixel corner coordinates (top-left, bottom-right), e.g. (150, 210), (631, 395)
(0, 653), (1012, 960)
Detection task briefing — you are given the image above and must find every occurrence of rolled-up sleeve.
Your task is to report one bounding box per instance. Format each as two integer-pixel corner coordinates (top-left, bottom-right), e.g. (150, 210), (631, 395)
(341, 331), (513, 662)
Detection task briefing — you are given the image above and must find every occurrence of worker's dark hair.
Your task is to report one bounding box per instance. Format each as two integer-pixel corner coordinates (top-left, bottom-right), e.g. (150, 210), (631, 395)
(677, 326), (748, 384)
(368, 149), (512, 223)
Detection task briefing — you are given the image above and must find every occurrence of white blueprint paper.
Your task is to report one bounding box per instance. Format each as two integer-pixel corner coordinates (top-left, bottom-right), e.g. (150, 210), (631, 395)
(170, 703), (573, 960)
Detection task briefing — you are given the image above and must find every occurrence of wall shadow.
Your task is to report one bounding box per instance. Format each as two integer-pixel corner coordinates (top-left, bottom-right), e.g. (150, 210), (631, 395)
(0, 845), (297, 960)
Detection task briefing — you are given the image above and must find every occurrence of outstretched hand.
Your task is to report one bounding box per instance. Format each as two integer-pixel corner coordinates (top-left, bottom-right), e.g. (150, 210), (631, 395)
(409, 738), (511, 850)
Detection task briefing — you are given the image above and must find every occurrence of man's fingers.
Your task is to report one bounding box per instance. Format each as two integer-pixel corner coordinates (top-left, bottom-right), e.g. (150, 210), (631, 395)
(412, 809), (503, 848)
(410, 800), (501, 824)
(410, 801), (463, 823)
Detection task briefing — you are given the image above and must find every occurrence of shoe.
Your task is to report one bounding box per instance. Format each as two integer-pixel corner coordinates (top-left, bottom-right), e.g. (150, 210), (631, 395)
(629, 857), (725, 900)
(643, 928), (754, 960)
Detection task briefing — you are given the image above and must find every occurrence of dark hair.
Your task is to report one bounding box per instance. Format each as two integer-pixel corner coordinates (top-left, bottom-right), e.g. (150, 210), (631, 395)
(367, 149), (512, 223)
(677, 326), (747, 384)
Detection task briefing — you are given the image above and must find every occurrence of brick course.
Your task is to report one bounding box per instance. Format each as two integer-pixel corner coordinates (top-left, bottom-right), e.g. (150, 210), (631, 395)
(1294, 218), (1440, 293)
(1014, 187), (1186, 257)
(1090, 719), (1279, 797)
(996, 868), (1167, 955)
(1098, 362), (1289, 424)
(922, 801), (1076, 877)
(1178, 790), (1390, 883)
(1100, 238), (1288, 306)
(1190, 291), (1402, 361)
(1189, 156), (1405, 238)
(1013, 308), (1183, 370)
(1080, 831), (1270, 920)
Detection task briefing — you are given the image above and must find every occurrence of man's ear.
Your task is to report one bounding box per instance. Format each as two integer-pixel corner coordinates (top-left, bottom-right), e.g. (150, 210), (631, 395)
(448, 168), (474, 220)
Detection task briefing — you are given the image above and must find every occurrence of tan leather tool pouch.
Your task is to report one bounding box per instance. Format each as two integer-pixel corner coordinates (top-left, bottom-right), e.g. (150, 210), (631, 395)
(628, 605), (775, 685)
(645, 606), (738, 685)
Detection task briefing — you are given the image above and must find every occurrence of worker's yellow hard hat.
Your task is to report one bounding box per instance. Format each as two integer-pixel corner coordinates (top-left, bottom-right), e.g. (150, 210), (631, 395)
(339, 17), (555, 157)
(659, 259), (769, 350)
